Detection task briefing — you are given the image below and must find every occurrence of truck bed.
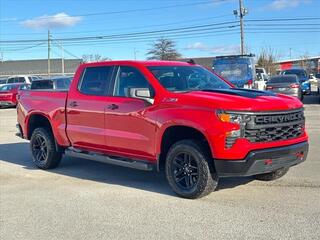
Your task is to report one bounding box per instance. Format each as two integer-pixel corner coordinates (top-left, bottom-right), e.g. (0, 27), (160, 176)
(17, 89), (70, 146)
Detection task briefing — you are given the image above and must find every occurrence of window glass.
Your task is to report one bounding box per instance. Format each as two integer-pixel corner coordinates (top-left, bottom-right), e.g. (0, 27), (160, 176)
(18, 77), (25, 83)
(19, 85), (30, 90)
(79, 66), (113, 96)
(113, 66), (153, 97)
(0, 84), (16, 91)
(56, 78), (71, 89)
(269, 76), (298, 83)
(7, 78), (15, 84)
(148, 66), (230, 92)
(31, 80), (53, 90)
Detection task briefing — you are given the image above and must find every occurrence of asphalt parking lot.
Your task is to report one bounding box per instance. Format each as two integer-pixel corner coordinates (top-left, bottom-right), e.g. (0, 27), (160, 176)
(1, 94), (319, 240)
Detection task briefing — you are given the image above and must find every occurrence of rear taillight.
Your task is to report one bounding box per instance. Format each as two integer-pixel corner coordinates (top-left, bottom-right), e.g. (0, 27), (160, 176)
(290, 83), (300, 88)
(266, 86), (273, 90)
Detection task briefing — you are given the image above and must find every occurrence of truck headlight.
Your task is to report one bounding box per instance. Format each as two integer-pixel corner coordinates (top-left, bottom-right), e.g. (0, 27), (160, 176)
(216, 110), (251, 148)
(216, 111), (243, 125)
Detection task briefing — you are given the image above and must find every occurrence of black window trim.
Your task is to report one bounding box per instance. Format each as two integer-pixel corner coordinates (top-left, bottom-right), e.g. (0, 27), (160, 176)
(77, 65), (117, 96)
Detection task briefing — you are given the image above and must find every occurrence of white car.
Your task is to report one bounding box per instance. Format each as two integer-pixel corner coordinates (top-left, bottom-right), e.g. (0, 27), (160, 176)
(255, 68), (269, 90)
(315, 73), (320, 95)
(5, 75), (41, 85)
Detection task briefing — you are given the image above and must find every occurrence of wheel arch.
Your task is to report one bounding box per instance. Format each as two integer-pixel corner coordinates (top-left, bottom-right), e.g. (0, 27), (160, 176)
(26, 113), (53, 140)
(157, 124), (213, 171)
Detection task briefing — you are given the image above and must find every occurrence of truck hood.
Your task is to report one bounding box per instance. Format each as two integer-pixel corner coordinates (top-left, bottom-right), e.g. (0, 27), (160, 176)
(181, 88), (302, 111)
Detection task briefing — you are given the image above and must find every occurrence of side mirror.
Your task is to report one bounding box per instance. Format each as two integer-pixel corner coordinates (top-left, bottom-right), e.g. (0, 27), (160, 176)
(129, 88), (154, 104)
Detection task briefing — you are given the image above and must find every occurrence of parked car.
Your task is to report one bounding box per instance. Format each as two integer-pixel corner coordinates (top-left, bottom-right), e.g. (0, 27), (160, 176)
(266, 75), (303, 101)
(0, 78), (7, 87)
(5, 75), (42, 85)
(255, 68), (269, 90)
(315, 73), (320, 95)
(280, 69), (311, 95)
(17, 60), (308, 199)
(0, 83), (30, 108)
(308, 74), (318, 84)
(31, 76), (72, 90)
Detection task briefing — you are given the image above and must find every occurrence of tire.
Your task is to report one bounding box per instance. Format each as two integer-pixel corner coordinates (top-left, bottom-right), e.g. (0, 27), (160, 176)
(30, 127), (62, 169)
(254, 167), (289, 181)
(165, 139), (218, 199)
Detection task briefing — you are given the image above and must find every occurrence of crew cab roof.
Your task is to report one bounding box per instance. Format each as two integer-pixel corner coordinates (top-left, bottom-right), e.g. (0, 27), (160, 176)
(80, 60), (197, 68)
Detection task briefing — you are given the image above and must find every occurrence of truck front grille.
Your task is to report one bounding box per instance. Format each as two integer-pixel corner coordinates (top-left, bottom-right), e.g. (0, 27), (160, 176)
(245, 124), (304, 143)
(244, 109), (304, 143)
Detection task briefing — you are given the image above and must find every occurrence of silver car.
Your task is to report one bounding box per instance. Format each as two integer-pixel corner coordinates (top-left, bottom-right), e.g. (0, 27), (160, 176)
(266, 74), (303, 100)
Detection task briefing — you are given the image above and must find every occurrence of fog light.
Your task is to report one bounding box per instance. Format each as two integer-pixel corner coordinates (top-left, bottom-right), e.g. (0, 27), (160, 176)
(226, 130), (241, 138)
(225, 130), (241, 148)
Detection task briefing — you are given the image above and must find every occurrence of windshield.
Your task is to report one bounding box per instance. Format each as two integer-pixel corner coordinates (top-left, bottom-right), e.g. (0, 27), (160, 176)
(147, 66), (231, 92)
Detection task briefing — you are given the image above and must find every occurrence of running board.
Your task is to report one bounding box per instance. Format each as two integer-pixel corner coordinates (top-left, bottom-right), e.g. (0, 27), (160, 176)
(65, 147), (155, 171)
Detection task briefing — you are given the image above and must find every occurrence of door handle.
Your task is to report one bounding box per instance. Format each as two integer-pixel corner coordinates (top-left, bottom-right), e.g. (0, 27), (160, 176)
(107, 104), (119, 110)
(69, 101), (78, 107)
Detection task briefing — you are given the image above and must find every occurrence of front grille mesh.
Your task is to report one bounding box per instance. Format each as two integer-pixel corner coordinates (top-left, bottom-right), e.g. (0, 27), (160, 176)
(245, 124), (304, 143)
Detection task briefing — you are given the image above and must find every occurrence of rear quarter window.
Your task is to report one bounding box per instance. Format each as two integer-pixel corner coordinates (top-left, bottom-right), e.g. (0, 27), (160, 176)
(79, 66), (113, 96)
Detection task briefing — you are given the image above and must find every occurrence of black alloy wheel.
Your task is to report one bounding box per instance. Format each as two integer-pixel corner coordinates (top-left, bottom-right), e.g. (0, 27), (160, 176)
(172, 152), (199, 190)
(32, 134), (48, 162)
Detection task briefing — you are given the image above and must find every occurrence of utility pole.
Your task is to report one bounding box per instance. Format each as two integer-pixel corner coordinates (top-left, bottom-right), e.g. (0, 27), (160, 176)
(133, 48), (139, 60)
(234, 0), (248, 55)
(48, 30), (51, 78)
(289, 48), (292, 59)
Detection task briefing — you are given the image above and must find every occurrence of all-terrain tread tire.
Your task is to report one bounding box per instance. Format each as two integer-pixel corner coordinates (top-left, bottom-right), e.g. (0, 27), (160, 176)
(30, 127), (62, 169)
(165, 139), (218, 199)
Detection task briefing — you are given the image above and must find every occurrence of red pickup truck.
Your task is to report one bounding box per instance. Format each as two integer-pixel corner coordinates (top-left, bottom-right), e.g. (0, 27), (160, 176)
(17, 60), (308, 199)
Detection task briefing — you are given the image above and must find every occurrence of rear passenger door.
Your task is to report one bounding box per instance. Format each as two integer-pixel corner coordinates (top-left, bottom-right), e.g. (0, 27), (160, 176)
(104, 65), (157, 160)
(66, 65), (116, 151)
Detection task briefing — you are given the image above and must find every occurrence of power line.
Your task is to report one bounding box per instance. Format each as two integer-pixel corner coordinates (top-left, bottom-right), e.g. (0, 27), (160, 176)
(0, 0), (224, 22)
(0, 20), (239, 43)
(1, 42), (45, 52)
(246, 17), (320, 22)
(1, 14), (232, 36)
(2, 16), (318, 44)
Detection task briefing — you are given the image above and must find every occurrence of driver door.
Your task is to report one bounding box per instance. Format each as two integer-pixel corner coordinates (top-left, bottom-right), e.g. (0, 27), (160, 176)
(104, 65), (157, 161)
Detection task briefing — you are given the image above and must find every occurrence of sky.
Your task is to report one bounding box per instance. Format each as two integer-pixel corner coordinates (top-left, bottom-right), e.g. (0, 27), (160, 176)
(0, 0), (319, 61)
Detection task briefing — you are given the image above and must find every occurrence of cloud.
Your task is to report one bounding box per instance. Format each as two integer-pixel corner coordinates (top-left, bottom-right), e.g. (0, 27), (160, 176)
(186, 42), (239, 55)
(268, 0), (311, 10)
(21, 12), (82, 29)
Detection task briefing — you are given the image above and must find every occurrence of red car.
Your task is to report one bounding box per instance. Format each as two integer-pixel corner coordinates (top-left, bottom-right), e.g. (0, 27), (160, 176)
(0, 83), (30, 108)
(17, 61), (308, 199)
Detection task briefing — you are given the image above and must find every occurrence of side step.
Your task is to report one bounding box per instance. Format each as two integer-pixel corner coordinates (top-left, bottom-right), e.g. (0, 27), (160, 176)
(65, 147), (155, 171)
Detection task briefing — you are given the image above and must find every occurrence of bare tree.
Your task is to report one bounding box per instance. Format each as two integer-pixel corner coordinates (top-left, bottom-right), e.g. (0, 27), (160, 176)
(82, 54), (111, 63)
(257, 47), (281, 75)
(299, 52), (313, 73)
(146, 38), (181, 60)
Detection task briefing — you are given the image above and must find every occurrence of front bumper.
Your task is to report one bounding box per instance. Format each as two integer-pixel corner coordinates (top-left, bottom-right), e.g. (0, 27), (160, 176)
(214, 141), (308, 177)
